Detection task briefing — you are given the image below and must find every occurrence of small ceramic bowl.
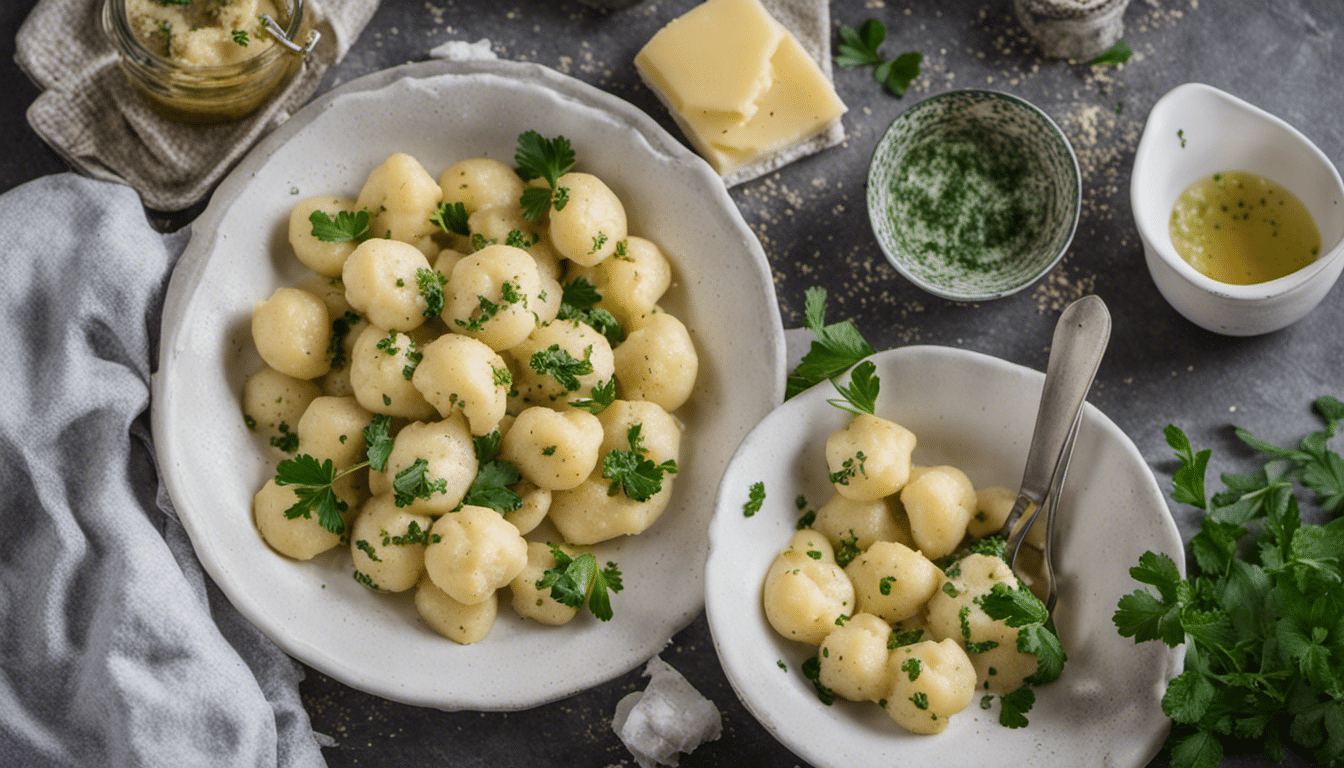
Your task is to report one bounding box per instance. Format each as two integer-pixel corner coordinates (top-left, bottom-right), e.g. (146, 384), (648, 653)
(867, 90), (1081, 302)
(1131, 83), (1344, 336)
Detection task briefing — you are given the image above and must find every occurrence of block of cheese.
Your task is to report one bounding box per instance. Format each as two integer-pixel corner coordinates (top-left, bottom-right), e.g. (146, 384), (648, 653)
(635, 0), (847, 183)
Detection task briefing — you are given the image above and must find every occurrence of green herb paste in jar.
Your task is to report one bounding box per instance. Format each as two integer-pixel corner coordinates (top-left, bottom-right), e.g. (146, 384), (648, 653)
(885, 124), (1048, 274)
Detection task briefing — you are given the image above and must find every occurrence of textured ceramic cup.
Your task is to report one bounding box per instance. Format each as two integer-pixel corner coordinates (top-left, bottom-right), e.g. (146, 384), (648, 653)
(867, 89), (1081, 302)
(1131, 83), (1344, 336)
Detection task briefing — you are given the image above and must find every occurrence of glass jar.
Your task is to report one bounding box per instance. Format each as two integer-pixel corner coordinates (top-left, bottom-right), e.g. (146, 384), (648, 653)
(102, 0), (317, 125)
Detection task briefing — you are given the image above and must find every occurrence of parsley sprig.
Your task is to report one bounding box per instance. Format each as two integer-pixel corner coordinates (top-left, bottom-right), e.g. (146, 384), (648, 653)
(309, 209), (369, 243)
(274, 415), (394, 534)
(430, 201), (470, 237)
(463, 431), (523, 514)
(786, 287), (876, 401)
(1113, 397), (1344, 768)
(536, 544), (624, 621)
(515, 131), (576, 222)
(602, 423), (678, 502)
(557, 277), (626, 348)
(529, 343), (593, 392)
(835, 20), (922, 97)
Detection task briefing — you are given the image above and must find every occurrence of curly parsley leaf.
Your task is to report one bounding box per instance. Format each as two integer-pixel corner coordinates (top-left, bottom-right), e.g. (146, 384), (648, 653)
(416, 268), (448, 318)
(515, 131), (576, 221)
(529, 343), (593, 392)
(557, 277), (626, 348)
(309, 209), (369, 243)
(430, 201), (470, 236)
(602, 423), (678, 502)
(786, 287), (876, 401)
(536, 544), (623, 621)
(743, 481), (765, 517)
(391, 458), (448, 508)
(274, 454), (347, 534)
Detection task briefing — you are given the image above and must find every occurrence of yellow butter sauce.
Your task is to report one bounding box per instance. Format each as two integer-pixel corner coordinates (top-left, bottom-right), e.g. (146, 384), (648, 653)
(1168, 171), (1321, 285)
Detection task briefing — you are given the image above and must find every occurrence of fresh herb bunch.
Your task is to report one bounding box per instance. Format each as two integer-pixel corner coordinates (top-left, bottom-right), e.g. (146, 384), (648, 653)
(536, 544), (624, 621)
(1113, 397), (1344, 768)
(515, 131), (575, 221)
(786, 287), (876, 400)
(834, 19), (922, 97)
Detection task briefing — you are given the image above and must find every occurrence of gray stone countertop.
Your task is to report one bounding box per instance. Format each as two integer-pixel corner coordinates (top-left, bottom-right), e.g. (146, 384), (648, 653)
(5, 0), (1343, 766)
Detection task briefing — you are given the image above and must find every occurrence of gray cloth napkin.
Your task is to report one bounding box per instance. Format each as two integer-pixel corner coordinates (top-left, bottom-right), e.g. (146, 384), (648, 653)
(0, 173), (326, 768)
(16, 0), (380, 213)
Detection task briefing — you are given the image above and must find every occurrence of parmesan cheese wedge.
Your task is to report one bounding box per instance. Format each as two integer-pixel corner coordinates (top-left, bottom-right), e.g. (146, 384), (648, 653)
(635, 0), (847, 181)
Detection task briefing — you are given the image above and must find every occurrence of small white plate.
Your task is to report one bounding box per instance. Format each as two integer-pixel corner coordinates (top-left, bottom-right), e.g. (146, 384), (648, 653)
(151, 59), (784, 710)
(706, 345), (1182, 766)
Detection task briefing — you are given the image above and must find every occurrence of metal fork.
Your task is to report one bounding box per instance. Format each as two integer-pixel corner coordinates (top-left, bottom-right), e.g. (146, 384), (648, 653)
(996, 295), (1111, 614)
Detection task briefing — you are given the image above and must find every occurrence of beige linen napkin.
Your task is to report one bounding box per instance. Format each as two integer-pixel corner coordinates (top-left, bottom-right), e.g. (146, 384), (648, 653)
(16, 0), (381, 212)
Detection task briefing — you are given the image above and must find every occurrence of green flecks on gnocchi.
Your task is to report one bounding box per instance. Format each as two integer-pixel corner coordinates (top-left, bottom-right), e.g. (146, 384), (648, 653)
(244, 134), (698, 645)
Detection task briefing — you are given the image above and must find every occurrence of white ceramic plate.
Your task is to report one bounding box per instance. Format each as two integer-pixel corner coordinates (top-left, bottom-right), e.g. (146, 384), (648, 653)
(151, 59), (785, 710)
(706, 345), (1183, 767)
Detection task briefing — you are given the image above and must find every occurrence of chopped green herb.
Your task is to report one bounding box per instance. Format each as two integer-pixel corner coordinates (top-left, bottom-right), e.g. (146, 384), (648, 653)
(309, 209), (369, 243)
(744, 481), (766, 517)
(529, 343), (593, 392)
(1090, 39), (1132, 67)
(430, 201), (470, 236)
(416, 268), (448, 318)
(515, 131), (576, 221)
(601, 423), (678, 502)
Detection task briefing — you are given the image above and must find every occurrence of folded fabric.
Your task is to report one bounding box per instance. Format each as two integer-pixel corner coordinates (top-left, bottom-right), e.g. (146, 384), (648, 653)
(15, 0), (381, 213)
(0, 174), (325, 768)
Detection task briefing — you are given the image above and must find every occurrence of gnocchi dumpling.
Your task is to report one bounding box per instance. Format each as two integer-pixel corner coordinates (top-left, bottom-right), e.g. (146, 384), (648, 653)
(548, 172), (627, 266)
(444, 244), (546, 351)
(242, 365), (321, 451)
(252, 478), (345, 560)
(883, 638), (977, 734)
(348, 494), (434, 593)
(925, 553), (1039, 695)
(251, 287), (332, 381)
(900, 465), (976, 559)
(844, 541), (941, 625)
(367, 414), (477, 516)
(824, 414), (916, 501)
(592, 236), (671, 327)
(357, 152), (443, 257)
(818, 613), (894, 702)
(296, 395), (374, 502)
(613, 312), (698, 412)
(289, 195), (360, 277)
(502, 480), (551, 535)
(500, 406), (604, 491)
(341, 238), (434, 332)
(348, 324), (437, 420)
(813, 493), (912, 552)
(411, 333), (510, 436)
(438, 157), (526, 216)
(423, 505), (529, 605)
(508, 320), (616, 408)
(761, 530), (855, 645)
(414, 575), (498, 645)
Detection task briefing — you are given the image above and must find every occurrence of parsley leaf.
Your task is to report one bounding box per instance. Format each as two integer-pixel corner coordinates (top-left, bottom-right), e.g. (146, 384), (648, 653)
(416, 268), (448, 318)
(363, 414), (394, 471)
(462, 460), (522, 513)
(570, 377), (617, 414)
(1115, 408), (1344, 768)
(557, 277), (626, 348)
(309, 209), (369, 243)
(998, 686), (1035, 729)
(515, 131), (576, 221)
(529, 343), (593, 392)
(391, 458), (448, 508)
(834, 20), (921, 97)
(1090, 39), (1133, 68)
(536, 544), (624, 621)
(786, 287), (876, 400)
(827, 359), (880, 415)
(743, 481), (766, 517)
(273, 454), (347, 534)
(601, 423), (678, 502)
(430, 201), (470, 236)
